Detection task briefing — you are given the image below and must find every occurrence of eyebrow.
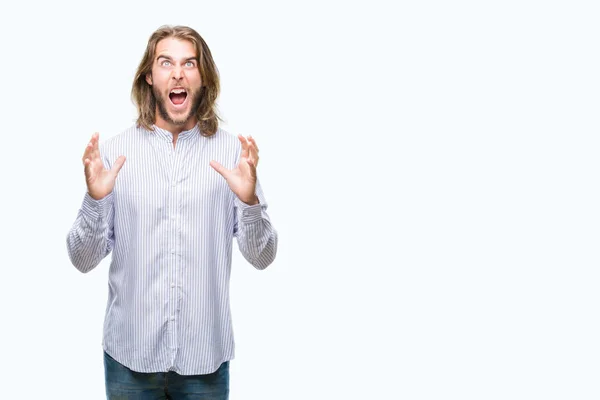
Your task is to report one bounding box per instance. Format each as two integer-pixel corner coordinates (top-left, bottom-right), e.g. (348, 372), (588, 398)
(156, 55), (198, 62)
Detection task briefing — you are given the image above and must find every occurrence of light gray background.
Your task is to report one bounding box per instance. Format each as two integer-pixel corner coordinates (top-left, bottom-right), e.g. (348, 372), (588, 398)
(0, 0), (598, 399)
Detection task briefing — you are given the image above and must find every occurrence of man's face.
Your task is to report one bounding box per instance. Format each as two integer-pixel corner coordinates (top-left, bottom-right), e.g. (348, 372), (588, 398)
(146, 37), (203, 129)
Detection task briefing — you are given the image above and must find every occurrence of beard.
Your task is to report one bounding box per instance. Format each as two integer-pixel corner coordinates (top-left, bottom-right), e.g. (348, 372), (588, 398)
(153, 86), (203, 126)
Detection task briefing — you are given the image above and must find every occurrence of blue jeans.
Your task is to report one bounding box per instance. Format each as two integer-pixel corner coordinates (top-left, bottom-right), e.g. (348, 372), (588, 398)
(103, 351), (229, 399)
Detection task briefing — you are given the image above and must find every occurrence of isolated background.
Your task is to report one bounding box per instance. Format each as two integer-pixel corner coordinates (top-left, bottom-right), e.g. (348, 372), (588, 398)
(0, 0), (598, 399)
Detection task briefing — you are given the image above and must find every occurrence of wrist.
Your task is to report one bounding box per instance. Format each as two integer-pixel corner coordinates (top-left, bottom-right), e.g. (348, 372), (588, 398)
(88, 190), (108, 201)
(241, 195), (259, 206)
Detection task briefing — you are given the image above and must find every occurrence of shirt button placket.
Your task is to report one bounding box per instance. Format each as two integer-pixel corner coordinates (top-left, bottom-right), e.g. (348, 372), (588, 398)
(169, 144), (178, 352)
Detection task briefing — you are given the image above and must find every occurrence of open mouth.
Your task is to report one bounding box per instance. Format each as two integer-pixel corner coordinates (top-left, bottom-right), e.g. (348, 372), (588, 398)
(169, 88), (188, 106)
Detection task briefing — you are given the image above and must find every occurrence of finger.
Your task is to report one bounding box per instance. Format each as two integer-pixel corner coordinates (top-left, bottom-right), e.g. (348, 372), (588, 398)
(247, 141), (259, 168)
(92, 132), (101, 160)
(247, 136), (259, 153)
(246, 158), (257, 179)
(110, 155), (126, 177)
(210, 160), (230, 179)
(82, 142), (94, 163)
(83, 133), (98, 162)
(248, 152), (259, 169)
(238, 134), (249, 157)
(238, 134), (248, 149)
(83, 158), (93, 179)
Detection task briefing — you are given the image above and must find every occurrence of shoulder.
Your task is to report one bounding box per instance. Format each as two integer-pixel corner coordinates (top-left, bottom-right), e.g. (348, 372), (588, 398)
(207, 127), (242, 153)
(209, 127), (239, 143)
(204, 127), (244, 168)
(100, 124), (148, 154)
(104, 124), (146, 146)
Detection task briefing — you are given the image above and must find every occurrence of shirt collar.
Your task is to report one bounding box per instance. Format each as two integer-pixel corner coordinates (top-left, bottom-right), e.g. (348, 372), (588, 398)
(151, 124), (200, 142)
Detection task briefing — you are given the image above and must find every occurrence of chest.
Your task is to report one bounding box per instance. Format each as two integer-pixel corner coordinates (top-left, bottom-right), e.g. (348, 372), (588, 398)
(112, 138), (235, 214)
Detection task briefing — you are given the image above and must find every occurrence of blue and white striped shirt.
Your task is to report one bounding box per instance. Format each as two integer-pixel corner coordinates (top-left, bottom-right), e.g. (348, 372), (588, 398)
(66, 124), (278, 375)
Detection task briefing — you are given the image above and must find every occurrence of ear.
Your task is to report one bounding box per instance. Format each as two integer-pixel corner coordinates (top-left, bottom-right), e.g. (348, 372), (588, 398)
(145, 73), (153, 85)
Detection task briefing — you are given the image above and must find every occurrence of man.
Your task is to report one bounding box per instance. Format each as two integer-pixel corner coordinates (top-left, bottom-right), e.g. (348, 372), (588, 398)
(66, 25), (278, 399)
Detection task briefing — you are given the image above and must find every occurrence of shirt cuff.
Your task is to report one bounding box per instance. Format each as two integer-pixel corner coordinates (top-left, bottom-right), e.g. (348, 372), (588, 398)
(81, 191), (113, 221)
(235, 197), (263, 223)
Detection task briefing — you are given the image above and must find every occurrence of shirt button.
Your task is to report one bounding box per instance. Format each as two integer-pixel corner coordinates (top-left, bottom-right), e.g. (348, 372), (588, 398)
(171, 249), (175, 254)
(171, 283), (175, 288)
(170, 316), (175, 321)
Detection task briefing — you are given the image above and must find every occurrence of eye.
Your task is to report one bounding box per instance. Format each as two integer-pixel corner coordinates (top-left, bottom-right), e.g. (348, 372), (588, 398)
(185, 61), (195, 67)
(161, 60), (172, 67)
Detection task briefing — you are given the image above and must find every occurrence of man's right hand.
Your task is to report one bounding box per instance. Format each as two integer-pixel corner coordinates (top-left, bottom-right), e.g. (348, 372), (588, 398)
(82, 132), (126, 200)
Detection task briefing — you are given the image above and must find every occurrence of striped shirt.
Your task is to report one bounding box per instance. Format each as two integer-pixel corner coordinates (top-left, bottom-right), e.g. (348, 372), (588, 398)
(66, 124), (278, 375)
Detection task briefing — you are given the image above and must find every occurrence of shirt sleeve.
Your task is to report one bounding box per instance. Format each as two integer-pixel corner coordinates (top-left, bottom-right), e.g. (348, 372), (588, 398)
(233, 178), (278, 270)
(66, 191), (115, 273)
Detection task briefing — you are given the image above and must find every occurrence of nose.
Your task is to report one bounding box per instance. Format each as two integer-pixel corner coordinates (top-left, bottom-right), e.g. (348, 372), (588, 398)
(172, 65), (184, 81)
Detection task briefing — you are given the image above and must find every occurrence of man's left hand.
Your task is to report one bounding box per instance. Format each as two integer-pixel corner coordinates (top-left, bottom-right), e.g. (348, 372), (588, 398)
(210, 134), (260, 205)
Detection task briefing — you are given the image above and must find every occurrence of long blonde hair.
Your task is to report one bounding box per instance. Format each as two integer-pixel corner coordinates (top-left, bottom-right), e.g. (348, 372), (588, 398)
(131, 25), (221, 136)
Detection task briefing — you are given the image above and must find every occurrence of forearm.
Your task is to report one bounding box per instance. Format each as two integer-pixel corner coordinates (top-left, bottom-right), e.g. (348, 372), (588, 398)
(235, 198), (278, 270)
(66, 192), (114, 273)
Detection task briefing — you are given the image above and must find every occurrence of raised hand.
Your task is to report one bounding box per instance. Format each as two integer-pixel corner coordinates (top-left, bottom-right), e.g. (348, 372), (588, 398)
(210, 135), (260, 205)
(82, 132), (126, 200)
